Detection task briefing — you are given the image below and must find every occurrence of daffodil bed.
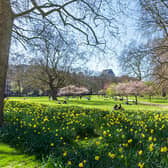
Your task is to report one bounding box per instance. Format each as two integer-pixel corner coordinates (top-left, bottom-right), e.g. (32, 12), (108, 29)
(1, 101), (168, 168)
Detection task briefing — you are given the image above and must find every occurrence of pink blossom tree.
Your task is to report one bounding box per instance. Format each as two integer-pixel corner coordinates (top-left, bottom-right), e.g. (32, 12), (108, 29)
(115, 81), (147, 104)
(141, 82), (156, 101)
(58, 85), (89, 96)
(125, 81), (146, 104)
(115, 82), (130, 102)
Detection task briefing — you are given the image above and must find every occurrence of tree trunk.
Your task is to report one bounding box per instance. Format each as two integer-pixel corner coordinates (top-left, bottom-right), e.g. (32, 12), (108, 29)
(126, 96), (128, 103)
(149, 95), (151, 102)
(0, 0), (13, 126)
(162, 89), (166, 97)
(50, 87), (57, 100)
(135, 95), (138, 105)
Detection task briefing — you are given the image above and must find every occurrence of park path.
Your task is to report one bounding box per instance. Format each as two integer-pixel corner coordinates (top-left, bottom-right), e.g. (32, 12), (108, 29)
(139, 101), (168, 109)
(124, 97), (168, 109)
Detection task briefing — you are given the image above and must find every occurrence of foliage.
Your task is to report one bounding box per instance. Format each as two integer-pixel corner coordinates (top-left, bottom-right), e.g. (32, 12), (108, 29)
(105, 83), (117, 97)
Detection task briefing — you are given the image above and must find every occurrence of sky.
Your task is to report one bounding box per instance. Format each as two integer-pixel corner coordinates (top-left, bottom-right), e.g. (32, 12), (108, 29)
(10, 0), (145, 77)
(86, 0), (142, 76)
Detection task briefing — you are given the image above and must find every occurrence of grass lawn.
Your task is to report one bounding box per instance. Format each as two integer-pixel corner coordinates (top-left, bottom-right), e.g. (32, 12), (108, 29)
(0, 143), (40, 168)
(138, 96), (168, 105)
(125, 95), (168, 105)
(9, 96), (167, 111)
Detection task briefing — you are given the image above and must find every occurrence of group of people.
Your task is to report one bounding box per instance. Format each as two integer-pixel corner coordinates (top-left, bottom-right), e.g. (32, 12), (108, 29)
(113, 104), (122, 110)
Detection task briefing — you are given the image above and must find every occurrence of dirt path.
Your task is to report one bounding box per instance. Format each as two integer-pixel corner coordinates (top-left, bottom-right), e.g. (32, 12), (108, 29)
(139, 101), (168, 109)
(126, 98), (168, 109)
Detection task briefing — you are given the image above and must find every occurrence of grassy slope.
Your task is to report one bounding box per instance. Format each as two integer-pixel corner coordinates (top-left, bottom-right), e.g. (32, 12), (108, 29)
(10, 96), (167, 112)
(0, 143), (40, 168)
(2, 96), (167, 167)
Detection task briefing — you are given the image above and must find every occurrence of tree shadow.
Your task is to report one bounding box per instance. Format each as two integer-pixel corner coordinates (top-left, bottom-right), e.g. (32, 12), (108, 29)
(0, 150), (23, 155)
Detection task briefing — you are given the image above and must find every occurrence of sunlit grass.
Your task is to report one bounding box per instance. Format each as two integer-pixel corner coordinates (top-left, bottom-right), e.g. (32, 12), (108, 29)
(9, 96), (167, 111)
(0, 143), (40, 168)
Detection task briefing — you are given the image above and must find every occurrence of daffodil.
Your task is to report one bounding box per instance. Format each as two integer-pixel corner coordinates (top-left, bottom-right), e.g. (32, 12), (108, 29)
(138, 150), (143, 156)
(160, 146), (167, 153)
(79, 162), (83, 168)
(149, 143), (154, 152)
(95, 156), (100, 161)
(138, 162), (144, 168)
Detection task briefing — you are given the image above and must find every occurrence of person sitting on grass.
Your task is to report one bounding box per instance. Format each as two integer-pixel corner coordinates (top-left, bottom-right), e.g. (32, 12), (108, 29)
(63, 100), (67, 104)
(113, 104), (123, 110)
(125, 101), (131, 105)
(113, 104), (118, 110)
(118, 104), (121, 109)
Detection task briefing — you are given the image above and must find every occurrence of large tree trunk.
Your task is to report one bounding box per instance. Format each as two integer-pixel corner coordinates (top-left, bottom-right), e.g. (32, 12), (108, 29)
(0, 0), (13, 126)
(49, 84), (57, 100)
(50, 89), (57, 100)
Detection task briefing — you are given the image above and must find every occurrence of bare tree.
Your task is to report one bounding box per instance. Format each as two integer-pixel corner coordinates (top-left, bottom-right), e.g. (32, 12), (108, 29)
(149, 37), (168, 96)
(119, 41), (151, 80)
(0, 0), (123, 125)
(139, 0), (168, 37)
(28, 25), (82, 100)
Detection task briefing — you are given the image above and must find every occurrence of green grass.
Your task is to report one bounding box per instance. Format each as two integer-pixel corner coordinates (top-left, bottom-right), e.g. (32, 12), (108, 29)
(9, 96), (167, 111)
(125, 95), (168, 105)
(0, 143), (40, 168)
(138, 96), (168, 105)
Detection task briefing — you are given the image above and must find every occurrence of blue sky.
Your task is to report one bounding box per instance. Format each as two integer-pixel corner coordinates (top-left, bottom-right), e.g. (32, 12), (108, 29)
(10, 0), (147, 77)
(86, 0), (142, 76)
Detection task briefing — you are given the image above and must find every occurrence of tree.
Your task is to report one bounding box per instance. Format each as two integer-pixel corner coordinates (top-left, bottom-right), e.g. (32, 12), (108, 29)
(58, 85), (89, 96)
(136, 0), (168, 97)
(0, 0), (13, 126)
(119, 41), (151, 80)
(141, 82), (156, 101)
(139, 0), (168, 37)
(115, 82), (129, 101)
(126, 81), (146, 104)
(0, 0), (123, 125)
(145, 37), (168, 96)
(105, 83), (117, 97)
(27, 24), (82, 100)
(115, 81), (146, 104)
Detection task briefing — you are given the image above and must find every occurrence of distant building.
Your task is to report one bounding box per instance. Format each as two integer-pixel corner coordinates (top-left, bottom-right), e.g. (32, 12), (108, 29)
(101, 69), (115, 77)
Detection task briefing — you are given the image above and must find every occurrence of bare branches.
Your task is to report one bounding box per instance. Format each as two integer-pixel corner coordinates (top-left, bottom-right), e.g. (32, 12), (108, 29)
(11, 0), (121, 50)
(139, 0), (168, 37)
(119, 41), (152, 80)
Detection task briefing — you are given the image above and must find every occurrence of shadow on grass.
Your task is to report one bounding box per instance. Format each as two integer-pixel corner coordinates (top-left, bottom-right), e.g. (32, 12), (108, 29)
(69, 100), (118, 106)
(0, 150), (23, 155)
